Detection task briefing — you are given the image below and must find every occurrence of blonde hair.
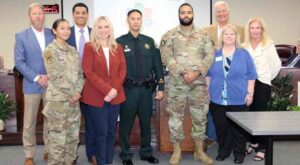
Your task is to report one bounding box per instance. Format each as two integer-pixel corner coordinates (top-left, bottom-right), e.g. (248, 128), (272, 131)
(90, 16), (117, 55)
(28, 3), (44, 15)
(217, 24), (241, 49)
(243, 17), (272, 47)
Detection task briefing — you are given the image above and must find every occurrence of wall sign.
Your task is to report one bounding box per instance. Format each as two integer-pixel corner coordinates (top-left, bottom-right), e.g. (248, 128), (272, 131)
(43, 4), (59, 14)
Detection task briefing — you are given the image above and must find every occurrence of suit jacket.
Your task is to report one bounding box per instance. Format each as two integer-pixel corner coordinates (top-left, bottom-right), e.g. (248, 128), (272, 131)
(66, 26), (92, 48)
(81, 42), (126, 107)
(14, 27), (54, 94)
(202, 23), (244, 49)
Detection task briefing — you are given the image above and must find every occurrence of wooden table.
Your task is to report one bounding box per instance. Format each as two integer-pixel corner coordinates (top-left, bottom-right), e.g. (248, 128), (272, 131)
(226, 111), (300, 165)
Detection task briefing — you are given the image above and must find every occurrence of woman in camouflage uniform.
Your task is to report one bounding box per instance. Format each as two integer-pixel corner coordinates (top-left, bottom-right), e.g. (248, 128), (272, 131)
(42, 18), (84, 165)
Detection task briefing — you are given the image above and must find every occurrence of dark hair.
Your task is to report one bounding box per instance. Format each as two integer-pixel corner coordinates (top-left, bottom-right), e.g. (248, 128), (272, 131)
(127, 9), (142, 17)
(51, 18), (68, 35)
(72, 3), (89, 13)
(178, 3), (193, 14)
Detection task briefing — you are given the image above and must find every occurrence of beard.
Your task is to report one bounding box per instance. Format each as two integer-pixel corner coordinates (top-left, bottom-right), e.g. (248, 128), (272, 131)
(179, 17), (193, 26)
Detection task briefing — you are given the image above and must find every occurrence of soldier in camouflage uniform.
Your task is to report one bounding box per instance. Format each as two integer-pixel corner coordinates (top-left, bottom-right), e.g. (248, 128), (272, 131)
(42, 19), (84, 165)
(160, 3), (214, 165)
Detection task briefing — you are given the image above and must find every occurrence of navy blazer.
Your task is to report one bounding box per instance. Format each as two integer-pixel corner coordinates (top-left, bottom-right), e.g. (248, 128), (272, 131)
(14, 27), (54, 94)
(66, 26), (92, 48)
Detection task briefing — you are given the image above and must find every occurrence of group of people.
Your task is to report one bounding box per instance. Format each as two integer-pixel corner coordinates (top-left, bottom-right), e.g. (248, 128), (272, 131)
(14, 1), (282, 165)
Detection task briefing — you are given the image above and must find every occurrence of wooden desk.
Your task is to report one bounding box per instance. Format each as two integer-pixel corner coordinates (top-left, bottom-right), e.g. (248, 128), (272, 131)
(227, 111), (300, 165)
(0, 72), (15, 101)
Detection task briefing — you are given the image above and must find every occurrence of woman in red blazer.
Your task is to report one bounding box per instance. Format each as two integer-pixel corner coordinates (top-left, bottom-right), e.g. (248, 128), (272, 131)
(81, 16), (126, 165)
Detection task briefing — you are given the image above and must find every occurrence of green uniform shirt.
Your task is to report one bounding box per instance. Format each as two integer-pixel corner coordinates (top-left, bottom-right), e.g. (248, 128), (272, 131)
(117, 32), (164, 91)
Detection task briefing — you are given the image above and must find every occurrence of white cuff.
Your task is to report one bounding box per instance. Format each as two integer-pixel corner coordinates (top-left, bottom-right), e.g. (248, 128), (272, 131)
(33, 75), (40, 82)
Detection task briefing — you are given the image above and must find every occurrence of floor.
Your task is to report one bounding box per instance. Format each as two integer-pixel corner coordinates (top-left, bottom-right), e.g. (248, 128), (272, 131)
(0, 141), (300, 165)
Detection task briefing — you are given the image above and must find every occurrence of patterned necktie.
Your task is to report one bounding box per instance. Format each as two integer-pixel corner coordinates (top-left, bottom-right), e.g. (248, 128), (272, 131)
(79, 29), (85, 59)
(224, 57), (231, 72)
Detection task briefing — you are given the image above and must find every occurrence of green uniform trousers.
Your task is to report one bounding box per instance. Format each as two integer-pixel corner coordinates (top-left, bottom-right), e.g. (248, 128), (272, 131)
(119, 86), (153, 160)
(43, 101), (81, 165)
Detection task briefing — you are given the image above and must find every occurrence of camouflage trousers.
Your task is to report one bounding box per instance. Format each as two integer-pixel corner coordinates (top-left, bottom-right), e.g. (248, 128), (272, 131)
(42, 101), (81, 165)
(166, 84), (209, 143)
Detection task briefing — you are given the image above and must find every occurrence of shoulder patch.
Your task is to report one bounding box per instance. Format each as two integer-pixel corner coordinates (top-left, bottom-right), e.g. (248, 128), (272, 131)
(44, 53), (54, 63)
(144, 43), (150, 49)
(160, 40), (166, 47)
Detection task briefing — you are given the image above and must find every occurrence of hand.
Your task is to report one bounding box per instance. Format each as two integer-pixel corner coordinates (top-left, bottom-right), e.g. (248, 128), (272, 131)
(104, 95), (112, 102)
(68, 93), (81, 104)
(104, 88), (118, 102)
(37, 75), (48, 88)
(108, 88), (118, 99)
(183, 70), (200, 84)
(155, 91), (164, 101)
(245, 94), (253, 106)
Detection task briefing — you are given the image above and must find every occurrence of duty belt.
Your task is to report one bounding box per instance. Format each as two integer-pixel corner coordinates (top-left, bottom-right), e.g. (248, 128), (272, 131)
(124, 76), (156, 89)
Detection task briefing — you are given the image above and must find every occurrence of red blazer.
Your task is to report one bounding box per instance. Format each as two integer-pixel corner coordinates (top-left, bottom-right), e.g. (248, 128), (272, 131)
(81, 42), (126, 107)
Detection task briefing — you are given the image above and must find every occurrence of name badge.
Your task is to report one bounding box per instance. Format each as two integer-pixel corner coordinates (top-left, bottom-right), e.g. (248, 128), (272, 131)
(124, 48), (131, 52)
(124, 45), (131, 52)
(215, 56), (222, 62)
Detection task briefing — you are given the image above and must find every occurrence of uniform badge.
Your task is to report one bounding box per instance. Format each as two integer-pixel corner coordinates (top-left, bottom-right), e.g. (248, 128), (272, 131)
(44, 52), (54, 64)
(124, 45), (131, 52)
(160, 40), (166, 47)
(144, 43), (150, 49)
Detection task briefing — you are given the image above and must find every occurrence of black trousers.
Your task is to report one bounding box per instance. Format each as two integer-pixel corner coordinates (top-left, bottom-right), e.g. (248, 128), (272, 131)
(249, 80), (271, 151)
(210, 102), (248, 159)
(119, 86), (153, 160)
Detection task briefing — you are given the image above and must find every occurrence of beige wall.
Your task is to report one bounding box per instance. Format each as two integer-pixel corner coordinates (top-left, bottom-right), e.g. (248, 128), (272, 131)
(212, 0), (300, 45)
(63, 0), (94, 27)
(0, 0), (61, 69)
(1, 0), (299, 69)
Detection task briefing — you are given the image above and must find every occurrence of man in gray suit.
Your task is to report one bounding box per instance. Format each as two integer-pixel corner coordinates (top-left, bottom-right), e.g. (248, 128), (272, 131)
(14, 3), (54, 165)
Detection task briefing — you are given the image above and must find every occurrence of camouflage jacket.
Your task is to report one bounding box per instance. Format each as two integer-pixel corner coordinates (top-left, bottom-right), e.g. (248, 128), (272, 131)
(43, 40), (84, 101)
(160, 25), (214, 85)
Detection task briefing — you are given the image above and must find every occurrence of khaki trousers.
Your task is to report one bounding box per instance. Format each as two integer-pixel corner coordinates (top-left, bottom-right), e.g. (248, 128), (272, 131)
(23, 94), (48, 158)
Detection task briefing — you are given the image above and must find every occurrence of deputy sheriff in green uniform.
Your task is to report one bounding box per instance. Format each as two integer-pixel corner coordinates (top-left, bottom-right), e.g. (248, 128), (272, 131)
(117, 9), (164, 165)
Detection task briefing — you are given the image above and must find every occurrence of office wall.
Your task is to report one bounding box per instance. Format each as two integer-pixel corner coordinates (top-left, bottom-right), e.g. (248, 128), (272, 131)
(1, 0), (299, 69)
(212, 0), (300, 45)
(0, 0), (61, 69)
(92, 0), (210, 43)
(63, 0), (94, 27)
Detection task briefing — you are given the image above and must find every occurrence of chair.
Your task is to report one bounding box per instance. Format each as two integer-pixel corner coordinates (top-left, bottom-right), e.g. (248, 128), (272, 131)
(275, 44), (297, 65)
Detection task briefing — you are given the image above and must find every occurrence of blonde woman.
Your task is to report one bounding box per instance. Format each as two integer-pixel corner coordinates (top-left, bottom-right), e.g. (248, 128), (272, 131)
(206, 24), (257, 164)
(80, 16), (126, 165)
(243, 17), (281, 161)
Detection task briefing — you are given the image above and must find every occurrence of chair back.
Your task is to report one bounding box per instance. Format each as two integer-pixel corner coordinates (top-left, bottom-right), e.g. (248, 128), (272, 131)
(275, 44), (297, 65)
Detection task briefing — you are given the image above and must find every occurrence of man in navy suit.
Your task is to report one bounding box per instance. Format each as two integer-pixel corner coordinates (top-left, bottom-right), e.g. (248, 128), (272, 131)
(66, 2), (94, 164)
(66, 2), (92, 59)
(14, 3), (54, 165)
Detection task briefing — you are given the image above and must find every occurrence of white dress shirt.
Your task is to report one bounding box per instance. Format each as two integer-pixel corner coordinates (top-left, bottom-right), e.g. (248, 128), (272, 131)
(74, 25), (90, 52)
(31, 26), (45, 52)
(31, 26), (45, 81)
(103, 47), (110, 74)
(245, 41), (281, 85)
(217, 25), (223, 40)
